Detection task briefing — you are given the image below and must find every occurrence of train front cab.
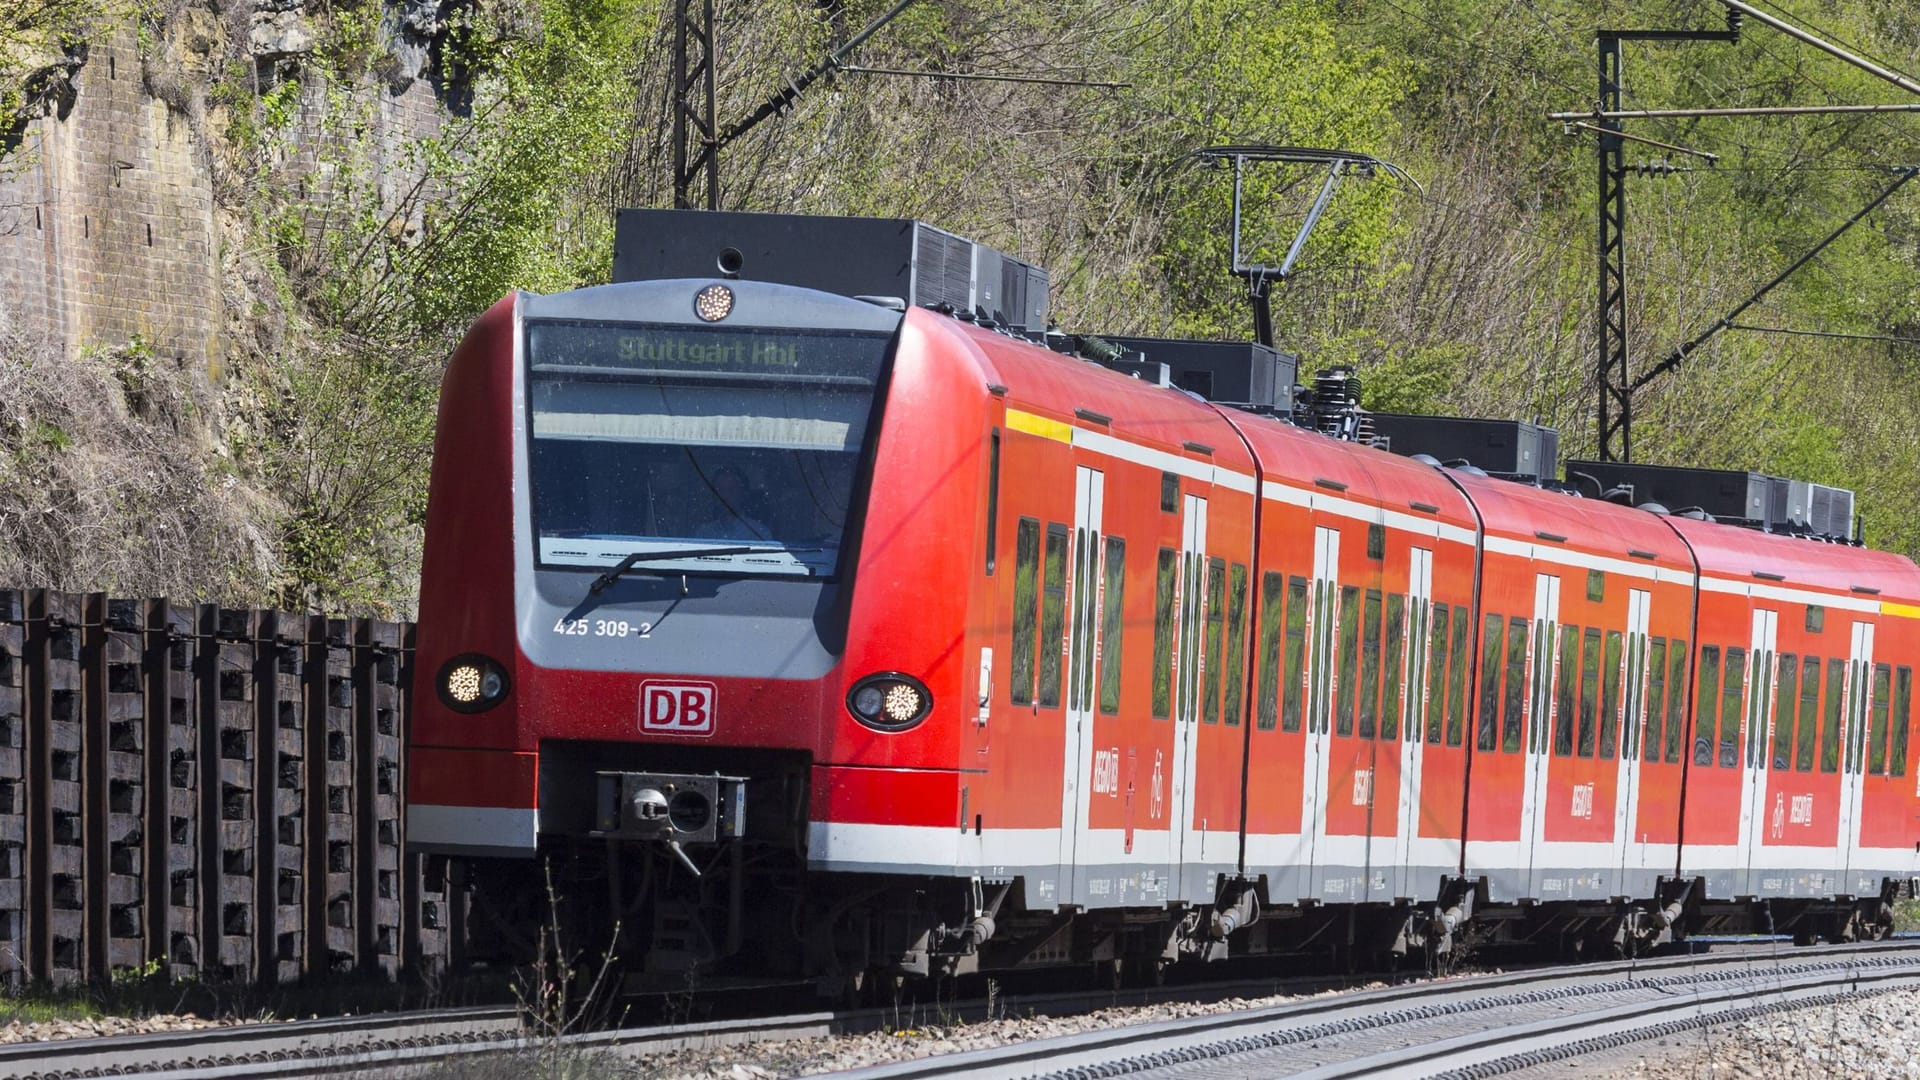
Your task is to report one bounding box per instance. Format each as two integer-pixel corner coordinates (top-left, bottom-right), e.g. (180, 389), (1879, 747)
(408, 279), (1035, 979)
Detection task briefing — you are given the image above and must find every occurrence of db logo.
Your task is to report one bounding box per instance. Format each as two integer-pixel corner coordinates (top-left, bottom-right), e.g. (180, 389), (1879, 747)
(639, 680), (716, 737)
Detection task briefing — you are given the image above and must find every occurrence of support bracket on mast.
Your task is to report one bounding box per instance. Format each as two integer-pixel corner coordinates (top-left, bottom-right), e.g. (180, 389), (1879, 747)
(1193, 145), (1416, 349)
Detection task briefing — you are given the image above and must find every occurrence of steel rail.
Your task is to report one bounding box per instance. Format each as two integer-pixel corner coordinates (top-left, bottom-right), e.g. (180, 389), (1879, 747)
(0, 1006), (521, 1080)
(16, 940), (1917, 1078)
(819, 939), (1920, 1079)
(0, 970), (1379, 1079)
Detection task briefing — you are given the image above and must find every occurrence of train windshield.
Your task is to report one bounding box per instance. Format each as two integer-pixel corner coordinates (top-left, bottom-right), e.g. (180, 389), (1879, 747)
(524, 320), (891, 577)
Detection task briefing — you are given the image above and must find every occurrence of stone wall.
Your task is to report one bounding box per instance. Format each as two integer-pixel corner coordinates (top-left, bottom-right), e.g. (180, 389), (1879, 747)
(0, 3), (455, 380)
(0, 28), (221, 374)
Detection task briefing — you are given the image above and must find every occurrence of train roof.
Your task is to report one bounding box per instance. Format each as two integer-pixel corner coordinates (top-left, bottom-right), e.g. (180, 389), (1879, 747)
(934, 315), (1257, 475)
(1222, 407), (1480, 537)
(1449, 469), (1694, 573)
(1665, 512), (1920, 609)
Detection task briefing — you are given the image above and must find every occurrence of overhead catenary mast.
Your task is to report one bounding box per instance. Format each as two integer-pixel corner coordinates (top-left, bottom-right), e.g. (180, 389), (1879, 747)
(1551, 0), (1920, 463)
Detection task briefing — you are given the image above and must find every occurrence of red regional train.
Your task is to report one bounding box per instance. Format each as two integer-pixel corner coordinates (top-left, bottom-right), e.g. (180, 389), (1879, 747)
(408, 211), (1920, 991)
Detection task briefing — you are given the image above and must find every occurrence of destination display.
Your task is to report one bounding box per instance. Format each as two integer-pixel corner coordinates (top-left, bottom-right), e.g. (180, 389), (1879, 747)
(525, 321), (890, 382)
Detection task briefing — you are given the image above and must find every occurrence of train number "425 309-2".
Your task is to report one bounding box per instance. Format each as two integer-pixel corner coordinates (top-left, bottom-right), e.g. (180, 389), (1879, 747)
(552, 618), (653, 639)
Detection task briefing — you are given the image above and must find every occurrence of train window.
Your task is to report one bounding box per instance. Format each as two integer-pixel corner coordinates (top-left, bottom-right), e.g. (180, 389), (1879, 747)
(1847, 660), (1866, 775)
(1283, 576), (1309, 732)
(1181, 554), (1204, 723)
(1224, 564), (1249, 727)
(1337, 586), (1360, 736)
(1693, 645), (1721, 767)
(1447, 606), (1471, 747)
(1555, 623), (1579, 757)
(1152, 548), (1177, 719)
(1772, 655), (1798, 771)
(985, 429), (1000, 575)
(1010, 518), (1040, 706)
(1069, 529), (1088, 712)
(1098, 537), (1126, 715)
(1720, 645), (1751, 764)
(1665, 639), (1688, 764)
(1806, 605), (1825, 634)
(1719, 647), (1747, 769)
(1383, 595), (1406, 741)
(1821, 657), (1845, 773)
(1366, 524), (1385, 561)
(1039, 524), (1069, 708)
(1894, 667), (1912, 778)
(1161, 473), (1178, 513)
(1309, 580), (1329, 734)
(1477, 613), (1504, 753)
(1426, 601), (1449, 745)
(1645, 638), (1668, 764)
(1360, 591), (1384, 738)
(1796, 658), (1821, 772)
(1599, 631), (1623, 760)
(1620, 633), (1638, 760)
(1256, 572), (1283, 730)
(1502, 616), (1528, 753)
(1579, 628), (1601, 757)
(1587, 570), (1605, 603)
(1203, 559), (1227, 725)
(1075, 526), (1105, 707)
(1869, 663), (1892, 775)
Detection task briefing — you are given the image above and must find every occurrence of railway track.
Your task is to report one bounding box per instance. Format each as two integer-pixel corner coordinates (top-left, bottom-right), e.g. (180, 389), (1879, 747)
(830, 938), (1920, 1079)
(10, 939), (1917, 1078)
(0, 970), (1377, 1079)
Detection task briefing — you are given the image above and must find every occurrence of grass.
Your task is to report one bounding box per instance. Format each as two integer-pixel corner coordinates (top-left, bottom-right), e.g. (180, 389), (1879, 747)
(0, 959), (516, 1031)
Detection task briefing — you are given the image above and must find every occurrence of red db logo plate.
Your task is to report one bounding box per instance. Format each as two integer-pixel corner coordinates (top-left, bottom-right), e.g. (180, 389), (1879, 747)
(639, 680), (717, 737)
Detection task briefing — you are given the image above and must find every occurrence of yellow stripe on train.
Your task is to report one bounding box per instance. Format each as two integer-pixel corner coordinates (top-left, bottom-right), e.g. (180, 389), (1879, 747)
(1005, 408), (1073, 444)
(1882, 600), (1920, 621)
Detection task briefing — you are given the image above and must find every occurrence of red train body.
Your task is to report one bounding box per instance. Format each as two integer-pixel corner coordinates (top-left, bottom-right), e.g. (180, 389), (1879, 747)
(409, 269), (1920, 986)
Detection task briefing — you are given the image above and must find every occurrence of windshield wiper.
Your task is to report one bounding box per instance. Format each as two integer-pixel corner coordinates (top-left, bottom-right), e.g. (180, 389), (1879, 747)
(587, 546), (815, 595)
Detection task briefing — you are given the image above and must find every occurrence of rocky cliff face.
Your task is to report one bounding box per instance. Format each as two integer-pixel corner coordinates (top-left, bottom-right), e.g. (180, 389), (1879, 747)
(0, 0), (475, 609)
(0, 0), (464, 381)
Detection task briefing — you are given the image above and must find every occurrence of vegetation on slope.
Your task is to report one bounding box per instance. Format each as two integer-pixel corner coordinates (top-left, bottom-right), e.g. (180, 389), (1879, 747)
(2, 0), (1918, 612)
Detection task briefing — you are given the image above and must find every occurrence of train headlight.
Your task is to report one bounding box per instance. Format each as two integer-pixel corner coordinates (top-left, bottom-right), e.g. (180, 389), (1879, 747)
(846, 672), (932, 732)
(437, 654), (510, 714)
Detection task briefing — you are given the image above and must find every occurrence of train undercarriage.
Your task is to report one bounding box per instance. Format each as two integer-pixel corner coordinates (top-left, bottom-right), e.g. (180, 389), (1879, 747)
(447, 835), (1907, 1001)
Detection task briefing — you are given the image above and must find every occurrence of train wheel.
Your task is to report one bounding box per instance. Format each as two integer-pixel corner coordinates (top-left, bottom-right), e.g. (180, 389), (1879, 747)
(1094, 957), (1124, 992)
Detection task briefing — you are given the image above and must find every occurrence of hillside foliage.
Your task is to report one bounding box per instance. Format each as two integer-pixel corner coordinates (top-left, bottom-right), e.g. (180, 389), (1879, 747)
(3, 0), (1920, 612)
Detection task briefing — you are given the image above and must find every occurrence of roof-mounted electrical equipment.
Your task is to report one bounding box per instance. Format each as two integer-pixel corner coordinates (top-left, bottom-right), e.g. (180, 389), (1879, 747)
(1372, 414), (1562, 486)
(1563, 459), (1858, 542)
(1097, 336), (1296, 411)
(613, 209), (1051, 333)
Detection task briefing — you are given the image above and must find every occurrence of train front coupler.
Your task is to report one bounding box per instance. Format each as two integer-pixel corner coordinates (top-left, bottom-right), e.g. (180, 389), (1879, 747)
(594, 770), (747, 874)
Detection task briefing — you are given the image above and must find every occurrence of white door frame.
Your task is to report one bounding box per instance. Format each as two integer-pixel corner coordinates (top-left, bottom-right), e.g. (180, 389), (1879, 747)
(1057, 467), (1104, 900)
(1520, 574), (1560, 897)
(1836, 619), (1875, 891)
(1613, 588), (1652, 894)
(1167, 494), (1206, 888)
(1734, 608), (1778, 895)
(1303, 525), (1340, 897)
(1392, 547), (1434, 900)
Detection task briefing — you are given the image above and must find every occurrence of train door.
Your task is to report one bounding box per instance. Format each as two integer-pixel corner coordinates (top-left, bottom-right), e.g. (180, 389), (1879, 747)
(1613, 588), (1652, 892)
(1835, 619), (1875, 890)
(1519, 573), (1560, 897)
(1736, 608), (1779, 895)
(1167, 493), (1206, 892)
(1303, 525), (1339, 897)
(1058, 466), (1105, 902)
(1391, 547), (1434, 899)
